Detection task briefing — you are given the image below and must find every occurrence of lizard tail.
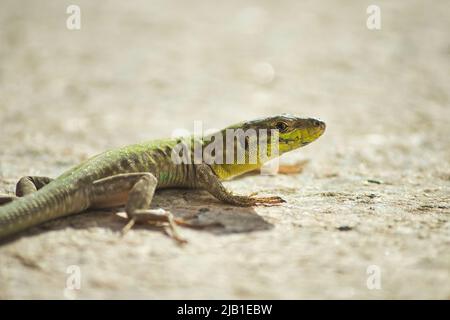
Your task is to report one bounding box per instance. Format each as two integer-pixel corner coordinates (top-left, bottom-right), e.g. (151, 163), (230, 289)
(0, 183), (88, 240)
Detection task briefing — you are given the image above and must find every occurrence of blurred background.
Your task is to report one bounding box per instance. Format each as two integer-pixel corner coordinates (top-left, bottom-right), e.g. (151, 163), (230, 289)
(0, 0), (449, 299)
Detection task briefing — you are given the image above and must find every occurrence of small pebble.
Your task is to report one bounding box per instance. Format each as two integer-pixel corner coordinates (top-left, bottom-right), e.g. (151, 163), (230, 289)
(337, 225), (353, 231)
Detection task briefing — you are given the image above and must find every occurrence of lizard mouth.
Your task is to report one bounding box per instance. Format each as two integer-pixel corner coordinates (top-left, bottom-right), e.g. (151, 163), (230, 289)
(304, 120), (326, 142)
(280, 122), (325, 147)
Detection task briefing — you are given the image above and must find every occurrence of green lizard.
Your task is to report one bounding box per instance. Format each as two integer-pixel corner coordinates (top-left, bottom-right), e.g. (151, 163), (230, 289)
(0, 114), (325, 242)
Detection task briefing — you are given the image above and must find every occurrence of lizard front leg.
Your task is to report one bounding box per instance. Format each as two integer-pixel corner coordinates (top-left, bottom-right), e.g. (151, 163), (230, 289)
(195, 164), (285, 206)
(0, 176), (53, 205)
(90, 173), (186, 243)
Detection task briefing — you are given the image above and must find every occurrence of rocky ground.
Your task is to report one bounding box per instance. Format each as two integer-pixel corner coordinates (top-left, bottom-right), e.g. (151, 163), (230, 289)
(0, 0), (449, 299)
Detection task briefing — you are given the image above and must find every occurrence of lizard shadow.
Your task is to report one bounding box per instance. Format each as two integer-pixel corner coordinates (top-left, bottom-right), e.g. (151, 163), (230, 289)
(1, 189), (274, 244)
(152, 189), (275, 235)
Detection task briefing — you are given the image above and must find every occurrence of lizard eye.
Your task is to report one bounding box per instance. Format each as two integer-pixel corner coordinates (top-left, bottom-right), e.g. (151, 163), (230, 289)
(275, 122), (288, 132)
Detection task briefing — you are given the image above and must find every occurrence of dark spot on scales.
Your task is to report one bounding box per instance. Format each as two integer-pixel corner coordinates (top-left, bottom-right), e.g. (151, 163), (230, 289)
(120, 159), (129, 169)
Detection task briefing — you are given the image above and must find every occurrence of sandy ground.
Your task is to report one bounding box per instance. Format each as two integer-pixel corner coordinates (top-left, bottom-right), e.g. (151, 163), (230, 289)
(0, 0), (449, 299)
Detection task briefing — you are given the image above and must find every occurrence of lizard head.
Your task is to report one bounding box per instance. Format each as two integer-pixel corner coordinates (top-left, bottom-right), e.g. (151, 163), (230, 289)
(207, 114), (326, 179)
(236, 113), (326, 155)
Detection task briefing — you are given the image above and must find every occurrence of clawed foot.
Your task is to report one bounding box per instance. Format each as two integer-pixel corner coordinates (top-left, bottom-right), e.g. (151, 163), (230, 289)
(250, 195), (286, 206)
(228, 195), (286, 207)
(121, 208), (226, 243)
(122, 208), (188, 244)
